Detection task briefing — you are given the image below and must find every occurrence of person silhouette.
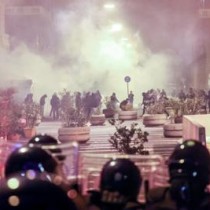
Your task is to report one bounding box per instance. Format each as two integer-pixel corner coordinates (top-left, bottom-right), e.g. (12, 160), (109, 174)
(146, 140), (210, 210)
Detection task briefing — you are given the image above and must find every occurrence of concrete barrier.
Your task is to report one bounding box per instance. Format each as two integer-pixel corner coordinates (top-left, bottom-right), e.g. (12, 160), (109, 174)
(118, 110), (138, 120)
(90, 114), (106, 126)
(183, 115), (206, 146)
(163, 123), (183, 137)
(143, 114), (167, 127)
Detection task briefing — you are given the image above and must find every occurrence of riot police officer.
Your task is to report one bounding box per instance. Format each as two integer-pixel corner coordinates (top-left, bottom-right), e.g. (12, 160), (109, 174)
(29, 135), (86, 210)
(0, 174), (77, 210)
(28, 134), (65, 161)
(146, 140), (210, 210)
(4, 145), (60, 180)
(88, 158), (144, 210)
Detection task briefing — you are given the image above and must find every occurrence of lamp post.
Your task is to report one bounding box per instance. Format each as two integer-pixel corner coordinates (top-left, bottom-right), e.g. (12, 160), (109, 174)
(124, 76), (131, 97)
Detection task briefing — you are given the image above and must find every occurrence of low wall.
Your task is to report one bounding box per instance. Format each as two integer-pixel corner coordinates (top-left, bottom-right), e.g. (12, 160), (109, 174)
(183, 115), (207, 146)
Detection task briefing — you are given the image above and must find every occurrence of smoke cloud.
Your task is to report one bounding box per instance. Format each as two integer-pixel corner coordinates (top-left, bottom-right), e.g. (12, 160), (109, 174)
(1, 0), (197, 105)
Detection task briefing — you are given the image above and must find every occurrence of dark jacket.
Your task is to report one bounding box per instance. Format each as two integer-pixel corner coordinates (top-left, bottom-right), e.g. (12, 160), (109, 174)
(146, 187), (210, 210)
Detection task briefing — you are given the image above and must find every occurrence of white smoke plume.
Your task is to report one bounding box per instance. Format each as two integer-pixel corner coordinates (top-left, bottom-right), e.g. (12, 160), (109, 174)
(0, 0), (178, 105)
(52, 1), (173, 103)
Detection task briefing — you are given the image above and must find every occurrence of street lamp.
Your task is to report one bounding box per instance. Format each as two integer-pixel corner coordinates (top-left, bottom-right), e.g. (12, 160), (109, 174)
(103, 3), (116, 10)
(111, 23), (123, 32)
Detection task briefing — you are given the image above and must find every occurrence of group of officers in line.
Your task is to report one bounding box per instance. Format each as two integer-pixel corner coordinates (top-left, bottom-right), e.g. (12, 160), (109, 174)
(0, 134), (209, 210)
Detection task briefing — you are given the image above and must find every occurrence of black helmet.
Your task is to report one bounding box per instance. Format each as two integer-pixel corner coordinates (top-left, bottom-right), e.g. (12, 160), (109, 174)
(168, 139), (210, 184)
(168, 140), (210, 207)
(0, 175), (77, 210)
(100, 158), (142, 200)
(28, 134), (65, 161)
(5, 145), (58, 177)
(29, 134), (60, 145)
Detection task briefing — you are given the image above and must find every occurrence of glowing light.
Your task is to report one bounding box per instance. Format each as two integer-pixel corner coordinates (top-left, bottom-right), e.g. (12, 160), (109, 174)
(26, 170), (36, 179)
(8, 196), (20, 207)
(179, 159), (184, 164)
(110, 23), (123, 32)
(110, 160), (116, 166)
(100, 41), (125, 60)
(192, 171), (197, 177)
(187, 141), (195, 147)
(7, 178), (20, 190)
(19, 147), (28, 153)
(180, 144), (185, 150)
(38, 163), (45, 172)
(103, 3), (115, 10)
(34, 137), (40, 142)
(67, 189), (78, 199)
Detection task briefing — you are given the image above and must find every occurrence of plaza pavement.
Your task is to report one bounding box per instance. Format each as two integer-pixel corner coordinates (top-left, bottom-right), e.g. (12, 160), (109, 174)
(36, 118), (181, 160)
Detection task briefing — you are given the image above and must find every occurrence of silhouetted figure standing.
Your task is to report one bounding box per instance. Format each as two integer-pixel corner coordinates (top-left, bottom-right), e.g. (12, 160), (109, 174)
(178, 89), (186, 101)
(142, 92), (148, 115)
(75, 92), (82, 111)
(50, 93), (60, 120)
(128, 91), (134, 104)
(24, 93), (33, 104)
(39, 94), (47, 118)
(110, 92), (119, 111)
(187, 87), (195, 99)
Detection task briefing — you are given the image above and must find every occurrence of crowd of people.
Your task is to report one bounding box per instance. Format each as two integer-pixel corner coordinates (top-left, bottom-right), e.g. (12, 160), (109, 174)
(0, 134), (209, 210)
(23, 87), (210, 121)
(141, 87), (210, 115)
(23, 90), (137, 124)
(24, 90), (102, 121)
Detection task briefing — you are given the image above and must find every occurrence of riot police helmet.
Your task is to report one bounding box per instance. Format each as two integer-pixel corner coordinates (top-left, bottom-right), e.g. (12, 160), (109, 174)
(5, 145), (58, 178)
(168, 140), (210, 207)
(100, 158), (142, 200)
(29, 134), (60, 145)
(168, 139), (210, 185)
(28, 134), (65, 161)
(0, 175), (77, 210)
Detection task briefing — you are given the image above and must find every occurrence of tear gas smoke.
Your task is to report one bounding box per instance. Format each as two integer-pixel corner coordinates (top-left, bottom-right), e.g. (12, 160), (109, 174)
(0, 0), (197, 105)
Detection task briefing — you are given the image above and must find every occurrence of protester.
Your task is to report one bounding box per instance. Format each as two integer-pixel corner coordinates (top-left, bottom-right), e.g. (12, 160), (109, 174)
(24, 93), (33, 104)
(128, 91), (134, 104)
(50, 93), (60, 120)
(110, 92), (119, 111)
(39, 94), (47, 118)
(120, 98), (132, 111)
